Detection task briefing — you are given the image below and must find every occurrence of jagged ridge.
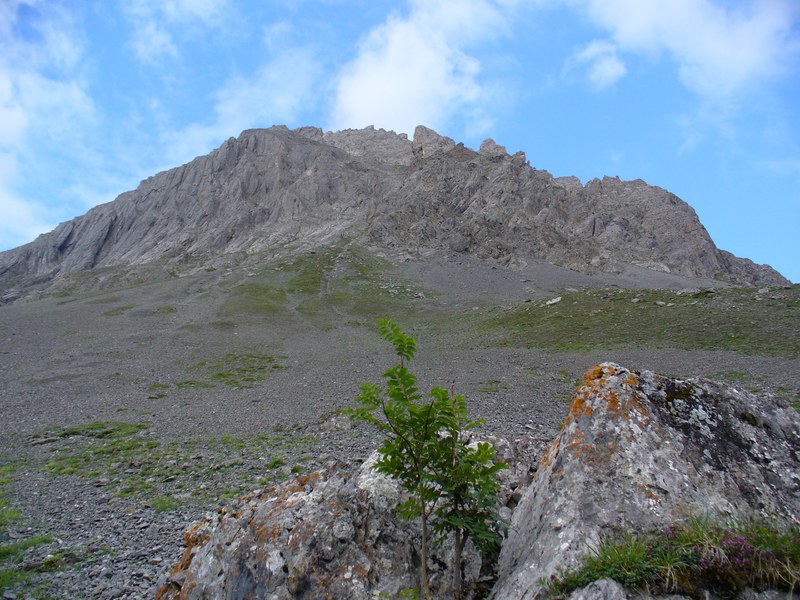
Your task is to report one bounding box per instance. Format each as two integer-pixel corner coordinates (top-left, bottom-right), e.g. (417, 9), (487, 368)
(0, 125), (788, 302)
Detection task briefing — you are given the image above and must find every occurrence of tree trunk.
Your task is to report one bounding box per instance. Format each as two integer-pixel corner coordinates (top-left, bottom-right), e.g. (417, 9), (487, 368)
(420, 508), (433, 600)
(453, 528), (464, 599)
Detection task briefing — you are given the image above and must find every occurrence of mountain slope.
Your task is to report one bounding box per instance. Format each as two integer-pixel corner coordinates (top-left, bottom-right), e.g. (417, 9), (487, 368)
(0, 125), (788, 302)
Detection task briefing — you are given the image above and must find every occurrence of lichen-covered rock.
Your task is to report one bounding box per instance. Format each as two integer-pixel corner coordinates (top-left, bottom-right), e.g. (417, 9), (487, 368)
(491, 363), (800, 600)
(156, 440), (544, 600)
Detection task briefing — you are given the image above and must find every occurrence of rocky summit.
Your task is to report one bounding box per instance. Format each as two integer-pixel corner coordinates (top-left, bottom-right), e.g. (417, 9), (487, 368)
(0, 125), (789, 303)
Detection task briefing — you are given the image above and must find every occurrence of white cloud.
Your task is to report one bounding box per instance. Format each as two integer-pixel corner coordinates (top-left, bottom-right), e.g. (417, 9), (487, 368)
(0, 1), (96, 249)
(131, 21), (179, 64)
(565, 39), (627, 89)
(124, 0), (230, 64)
(574, 0), (799, 100)
(162, 49), (319, 167)
(329, 0), (516, 136)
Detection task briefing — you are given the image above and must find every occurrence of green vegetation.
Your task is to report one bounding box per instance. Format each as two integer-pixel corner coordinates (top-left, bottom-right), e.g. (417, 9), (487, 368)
(348, 320), (506, 599)
(154, 305), (178, 314)
(0, 536), (54, 562)
(151, 495), (179, 513)
(40, 421), (149, 440)
(147, 382), (170, 399)
(218, 281), (288, 316)
(101, 304), (135, 316)
(547, 517), (800, 598)
(0, 464), (56, 597)
(175, 379), (215, 389)
(193, 352), (283, 388)
(0, 466), (21, 534)
(38, 421), (317, 506)
(488, 287), (800, 357)
(84, 295), (122, 304)
(215, 244), (427, 323)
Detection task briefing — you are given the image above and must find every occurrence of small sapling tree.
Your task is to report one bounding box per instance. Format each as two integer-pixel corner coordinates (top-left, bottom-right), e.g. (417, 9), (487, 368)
(347, 319), (506, 599)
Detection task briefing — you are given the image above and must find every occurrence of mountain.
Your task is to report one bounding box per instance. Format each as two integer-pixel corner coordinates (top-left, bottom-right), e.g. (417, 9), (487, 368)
(0, 124), (788, 302)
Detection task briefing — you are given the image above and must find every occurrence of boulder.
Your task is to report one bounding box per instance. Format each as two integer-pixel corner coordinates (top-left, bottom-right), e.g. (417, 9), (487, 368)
(157, 364), (800, 599)
(156, 439), (544, 600)
(491, 363), (800, 599)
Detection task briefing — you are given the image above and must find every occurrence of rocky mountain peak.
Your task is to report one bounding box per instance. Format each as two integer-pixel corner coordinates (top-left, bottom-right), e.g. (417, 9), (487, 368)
(0, 124), (789, 302)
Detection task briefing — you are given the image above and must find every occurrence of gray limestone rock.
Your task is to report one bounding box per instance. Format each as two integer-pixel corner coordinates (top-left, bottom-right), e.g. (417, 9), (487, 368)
(491, 363), (800, 600)
(0, 125), (789, 302)
(412, 125), (456, 159)
(155, 364), (799, 599)
(567, 578), (629, 600)
(154, 443), (541, 600)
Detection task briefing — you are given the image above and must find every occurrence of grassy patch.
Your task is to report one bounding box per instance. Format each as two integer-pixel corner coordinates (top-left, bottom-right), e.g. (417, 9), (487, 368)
(487, 286), (800, 358)
(147, 383), (171, 399)
(192, 353), (283, 389)
(477, 379), (508, 393)
(37, 422), (318, 507)
(0, 466), (21, 535)
(290, 246), (423, 319)
(218, 282), (287, 316)
(101, 304), (135, 316)
(284, 250), (338, 295)
(175, 379), (215, 389)
(0, 535), (54, 562)
(154, 305), (178, 314)
(547, 516), (800, 598)
(151, 495), (179, 513)
(266, 456), (286, 469)
(84, 295), (122, 305)
(41, 421), (149, 440)
(0, 463), (55, 597)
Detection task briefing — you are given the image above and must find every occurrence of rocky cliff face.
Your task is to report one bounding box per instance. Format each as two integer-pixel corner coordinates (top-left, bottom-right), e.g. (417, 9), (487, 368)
(156, 364), (800, 599)
(0, 125), (788, 300)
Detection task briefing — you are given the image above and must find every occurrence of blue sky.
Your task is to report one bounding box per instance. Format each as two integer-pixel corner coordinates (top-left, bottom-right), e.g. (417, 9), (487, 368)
(1, 0), (798, 282)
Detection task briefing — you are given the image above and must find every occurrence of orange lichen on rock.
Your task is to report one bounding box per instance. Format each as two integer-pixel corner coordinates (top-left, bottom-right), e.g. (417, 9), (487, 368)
(538, 436), (562, 469)
(582, 364), (607, 384)
(155, 521), (213, 600)
(636, 483), (662, 505)
(549, 364), (654, 469)
(289, 471), (321, 493)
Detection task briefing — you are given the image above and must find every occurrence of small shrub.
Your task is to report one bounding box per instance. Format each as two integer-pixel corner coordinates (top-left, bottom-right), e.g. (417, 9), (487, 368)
(348, 319), (506, 599)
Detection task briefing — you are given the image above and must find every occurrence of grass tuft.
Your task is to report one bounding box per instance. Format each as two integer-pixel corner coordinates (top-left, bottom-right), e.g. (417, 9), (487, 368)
(547, 516), (800, 598)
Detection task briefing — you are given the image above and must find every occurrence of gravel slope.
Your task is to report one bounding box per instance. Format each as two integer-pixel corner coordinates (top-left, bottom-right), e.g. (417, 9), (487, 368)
(1, 253), (797, 599)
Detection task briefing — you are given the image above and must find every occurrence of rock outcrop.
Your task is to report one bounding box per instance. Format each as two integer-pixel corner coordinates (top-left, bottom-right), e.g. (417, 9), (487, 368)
(156, 440), (544, 600)
(158, 364), (800, 599)
(0, 125), (789, 302)
(492, 363), (800, 599)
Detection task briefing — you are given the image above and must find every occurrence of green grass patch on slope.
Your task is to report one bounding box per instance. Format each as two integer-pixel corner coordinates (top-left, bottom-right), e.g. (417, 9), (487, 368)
(191, 352), (284, 388)
(0, 463), (58, 597)
(218, 281), (288, 316)
(0, 466), (21, 535)
(37, 421), (317, 507)
(487, 286), (800, 357)
(214, 244), (429, 324)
